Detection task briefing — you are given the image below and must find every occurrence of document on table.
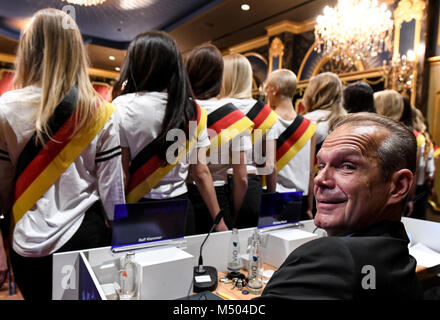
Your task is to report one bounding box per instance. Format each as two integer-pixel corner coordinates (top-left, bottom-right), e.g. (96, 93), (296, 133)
(409, 243), (440, 268)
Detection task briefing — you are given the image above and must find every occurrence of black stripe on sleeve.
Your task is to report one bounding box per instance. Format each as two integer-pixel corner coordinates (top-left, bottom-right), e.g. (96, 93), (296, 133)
(95, 151), (122, 163)
(96, 146), (121, 157)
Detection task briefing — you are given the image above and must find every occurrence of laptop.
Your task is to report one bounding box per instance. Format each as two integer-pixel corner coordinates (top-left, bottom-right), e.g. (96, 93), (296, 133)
(257, 191), (303, 230)
(111, 199), (188, 252)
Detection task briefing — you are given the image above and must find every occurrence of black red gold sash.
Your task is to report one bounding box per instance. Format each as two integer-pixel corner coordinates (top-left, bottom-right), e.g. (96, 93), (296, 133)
(413, 129), (426, 148)
(207, 103), (253, 151)
(13, 88), (115, 224)
(434, 145), (440, 159)
(126, 104), (207, 203)
(246, 100), (278, 144)
(276, 114), (316, 172)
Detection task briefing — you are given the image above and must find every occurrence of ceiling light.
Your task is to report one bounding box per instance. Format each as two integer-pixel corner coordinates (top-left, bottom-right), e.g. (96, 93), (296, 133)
(109, 56), (116, 61)
(241, 4), (250, 11)
(115, 67), (121, 71)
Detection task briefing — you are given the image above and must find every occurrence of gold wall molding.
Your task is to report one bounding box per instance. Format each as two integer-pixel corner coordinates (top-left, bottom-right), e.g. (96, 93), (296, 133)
(244, 52), (268, 65)
(268, 37), (285, 73)
(265, 18), (316, 37)
(226, 18), (316, 55)
(428, 56), (440, 66)
(227, 36), (268, 54)
(88, 67), (119, 79)
(394, 0), (426, 26)
(297, 67), (386, 89)
(0, 52), (119, 79)
(0, 53), (15, 64)
(269, 37), (284, 58)
(432, 89), (440, 146)
(297, 42), (317, 81)
(393, 0), (426, 106)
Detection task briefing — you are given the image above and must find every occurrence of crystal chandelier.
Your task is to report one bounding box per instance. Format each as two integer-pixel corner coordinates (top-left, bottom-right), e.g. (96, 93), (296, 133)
(62, 0), (107, 6)
(314, 0), (393, 65)
(392, 50), (416, 96)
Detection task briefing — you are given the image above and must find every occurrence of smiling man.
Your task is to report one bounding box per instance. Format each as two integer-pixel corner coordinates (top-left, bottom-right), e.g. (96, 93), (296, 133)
(257, 113), (422, 299)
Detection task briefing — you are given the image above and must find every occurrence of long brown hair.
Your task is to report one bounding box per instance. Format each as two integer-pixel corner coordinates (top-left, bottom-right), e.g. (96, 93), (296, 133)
(14, 8), (101, 144)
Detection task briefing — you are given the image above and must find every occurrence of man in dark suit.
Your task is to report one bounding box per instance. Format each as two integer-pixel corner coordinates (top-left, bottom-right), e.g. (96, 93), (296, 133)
(258, 112), (422, 299)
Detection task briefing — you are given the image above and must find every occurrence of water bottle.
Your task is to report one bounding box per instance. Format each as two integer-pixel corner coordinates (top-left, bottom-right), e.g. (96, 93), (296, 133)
(247, 229), (263, 295)
(227, 228), (242, 272)
(119, 251), (138, 300)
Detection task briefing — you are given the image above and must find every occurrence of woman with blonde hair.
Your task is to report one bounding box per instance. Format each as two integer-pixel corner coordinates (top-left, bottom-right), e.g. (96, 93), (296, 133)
(302, 72), (346, 146)
(0, 9), (124, 300)
(373, 89), (404, 121)
(219, 53), (278, 228)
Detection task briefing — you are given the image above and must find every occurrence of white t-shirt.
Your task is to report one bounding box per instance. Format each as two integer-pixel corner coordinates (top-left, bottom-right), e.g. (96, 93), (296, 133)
(113, 92), (210, 199)
(220, 98), (279, 173)
(195, 99), (252, 186)
(0, 86), (125, 257)
(274, 116), (312, 195)
(304, 109), (331, 145)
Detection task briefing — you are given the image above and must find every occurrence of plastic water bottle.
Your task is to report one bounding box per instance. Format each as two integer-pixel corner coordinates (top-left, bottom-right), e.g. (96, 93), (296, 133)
(247, 229), (263, 294)
(227, 228), (242, 272)
(119, 252), (138, 300)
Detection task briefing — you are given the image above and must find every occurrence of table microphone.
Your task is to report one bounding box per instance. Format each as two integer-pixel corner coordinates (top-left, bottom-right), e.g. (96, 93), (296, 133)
(193, 209), (224, 293)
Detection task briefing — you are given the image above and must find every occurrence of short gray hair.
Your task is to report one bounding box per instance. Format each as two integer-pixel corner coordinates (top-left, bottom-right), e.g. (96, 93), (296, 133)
(332, 112), (417, 181)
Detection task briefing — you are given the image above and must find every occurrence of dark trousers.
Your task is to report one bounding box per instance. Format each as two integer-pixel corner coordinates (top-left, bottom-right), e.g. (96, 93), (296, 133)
(187, 183), (233, 234)
(9, 201), (110, 300)
(139, 193), (196, 236)
(230, 174), (262, 229)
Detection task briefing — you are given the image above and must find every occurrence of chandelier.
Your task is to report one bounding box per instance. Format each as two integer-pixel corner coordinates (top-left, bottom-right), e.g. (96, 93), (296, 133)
(314, 0), (393, 65)
(62, 0), (107, 6)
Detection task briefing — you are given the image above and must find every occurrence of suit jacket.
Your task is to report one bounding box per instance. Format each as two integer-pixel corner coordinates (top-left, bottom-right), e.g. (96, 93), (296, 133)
(257, 221), (422, 300)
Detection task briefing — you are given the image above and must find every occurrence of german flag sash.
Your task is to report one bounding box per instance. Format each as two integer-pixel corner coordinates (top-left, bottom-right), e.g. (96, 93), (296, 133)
(207, 103), (254, 151)
(246, 100), (278, 144)
(434, 145), (440, 159)
(12, 87), (115, 224)
(413, 129), (426, 148)
(126, 104), (207, 203)
(276, 114), (316, 172)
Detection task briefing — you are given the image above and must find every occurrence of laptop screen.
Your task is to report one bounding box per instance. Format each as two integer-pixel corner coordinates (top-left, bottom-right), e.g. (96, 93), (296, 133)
(258, 192), (303, 229)
(111, 199), (188, 252)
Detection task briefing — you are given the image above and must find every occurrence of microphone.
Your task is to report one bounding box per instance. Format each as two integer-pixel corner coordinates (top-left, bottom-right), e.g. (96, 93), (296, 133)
(193, 209), (224, 293)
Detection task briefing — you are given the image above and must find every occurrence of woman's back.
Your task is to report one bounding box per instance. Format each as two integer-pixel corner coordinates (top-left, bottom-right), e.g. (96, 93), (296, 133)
(114, 91), (210, 199)
(0, 85), (123, 257)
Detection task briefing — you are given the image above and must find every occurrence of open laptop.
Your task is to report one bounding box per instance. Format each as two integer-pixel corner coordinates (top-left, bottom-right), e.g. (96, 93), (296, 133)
(257, 191), (303, 231)
(111, 199), (188, 253)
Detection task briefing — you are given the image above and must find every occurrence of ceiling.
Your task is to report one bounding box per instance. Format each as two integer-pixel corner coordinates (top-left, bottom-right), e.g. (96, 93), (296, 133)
(0, 0), (337, 74)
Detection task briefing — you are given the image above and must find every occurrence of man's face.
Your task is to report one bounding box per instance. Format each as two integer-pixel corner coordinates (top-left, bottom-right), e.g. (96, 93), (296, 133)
(313, 124), (392, 236)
